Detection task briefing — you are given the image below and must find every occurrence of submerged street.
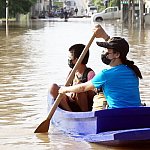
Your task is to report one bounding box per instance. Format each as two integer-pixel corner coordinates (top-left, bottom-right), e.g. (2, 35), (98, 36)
(0, 18), (150, 149)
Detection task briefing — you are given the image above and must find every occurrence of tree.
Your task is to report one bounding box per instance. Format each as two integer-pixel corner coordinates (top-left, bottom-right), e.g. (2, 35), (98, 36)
(93, 0), (120, 12)
(0, 0), (6, 18)
(109, 0), (120, 9)
(0, 0), (37, 18)
(94, 0), (105, 11)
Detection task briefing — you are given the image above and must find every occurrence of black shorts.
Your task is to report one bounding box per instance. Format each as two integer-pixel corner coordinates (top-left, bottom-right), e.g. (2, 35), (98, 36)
(58, 96), (82, 112)
(67, 97), (82, 112)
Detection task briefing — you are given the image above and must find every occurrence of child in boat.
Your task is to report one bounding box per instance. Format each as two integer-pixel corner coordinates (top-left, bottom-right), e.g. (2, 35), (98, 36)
(50, 44), (96, 112)
(59, 25), (142, 109)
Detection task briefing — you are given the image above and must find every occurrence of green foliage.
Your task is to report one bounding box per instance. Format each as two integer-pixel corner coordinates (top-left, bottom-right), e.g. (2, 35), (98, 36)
(109, 0), (120, 7)
(0, 0), (6, 18)
(93, 0), (121, 12)
(94, 0), (105, 12)
(0, 0), (37, 18)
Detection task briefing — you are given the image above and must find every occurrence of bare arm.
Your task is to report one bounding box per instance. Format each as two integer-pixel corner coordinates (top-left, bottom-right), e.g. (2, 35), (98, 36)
(59, 80), (95, 94)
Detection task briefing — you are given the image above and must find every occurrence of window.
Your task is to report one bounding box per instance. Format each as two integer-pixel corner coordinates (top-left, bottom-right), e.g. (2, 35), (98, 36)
(114, 8), (117, 12)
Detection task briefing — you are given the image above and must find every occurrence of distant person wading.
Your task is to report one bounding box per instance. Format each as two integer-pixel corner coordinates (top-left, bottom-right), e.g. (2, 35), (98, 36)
(74, 7), (78, 16)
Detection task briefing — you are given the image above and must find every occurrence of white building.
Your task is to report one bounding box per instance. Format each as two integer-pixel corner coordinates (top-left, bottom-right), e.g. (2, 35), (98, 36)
(145, 0), (150, 13)
(30, 0), (50, 17)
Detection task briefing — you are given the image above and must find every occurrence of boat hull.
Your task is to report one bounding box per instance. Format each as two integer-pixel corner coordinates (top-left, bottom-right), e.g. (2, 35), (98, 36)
(47, 94), (150, 143)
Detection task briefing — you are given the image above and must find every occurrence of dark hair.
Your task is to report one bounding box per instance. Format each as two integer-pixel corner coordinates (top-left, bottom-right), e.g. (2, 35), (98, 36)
(97, 37), (129, 57)
(98, 36), (142, 79)
(69, 44), (89, 64)
(119, 54), (143, 79)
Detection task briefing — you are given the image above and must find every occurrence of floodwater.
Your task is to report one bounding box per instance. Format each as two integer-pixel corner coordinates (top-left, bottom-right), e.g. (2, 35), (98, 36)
(0, 18), (150, 150)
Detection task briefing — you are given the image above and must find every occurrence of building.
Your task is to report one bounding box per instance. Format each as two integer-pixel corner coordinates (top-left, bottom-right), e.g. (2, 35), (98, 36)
(145, 0), (150, 13)
(30, 0), (50, 18)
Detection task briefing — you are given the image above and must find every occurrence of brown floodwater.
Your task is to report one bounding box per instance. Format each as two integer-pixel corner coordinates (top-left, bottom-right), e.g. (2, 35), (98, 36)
(0, 18), (150, 149)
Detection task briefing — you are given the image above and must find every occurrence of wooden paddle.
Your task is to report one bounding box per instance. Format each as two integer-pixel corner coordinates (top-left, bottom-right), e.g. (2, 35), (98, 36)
(34, 33), (96, 133)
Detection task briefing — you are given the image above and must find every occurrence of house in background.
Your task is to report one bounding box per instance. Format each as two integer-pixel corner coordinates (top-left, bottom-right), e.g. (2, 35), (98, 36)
(145, 0), (150, 13)
(144, 0), (150, 24)
(30, 0), (50, 18)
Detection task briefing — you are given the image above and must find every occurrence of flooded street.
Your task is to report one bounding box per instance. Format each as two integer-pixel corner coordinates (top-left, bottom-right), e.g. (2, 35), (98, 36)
(0, 18), (150, 149)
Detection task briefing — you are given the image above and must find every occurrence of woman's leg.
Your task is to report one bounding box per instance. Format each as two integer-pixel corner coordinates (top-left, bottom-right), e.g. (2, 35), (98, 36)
(75, 92), (89, 112)
(75, 90), (96, 112)
(50, 83), (60, 99)
(49, 84), (72, 111)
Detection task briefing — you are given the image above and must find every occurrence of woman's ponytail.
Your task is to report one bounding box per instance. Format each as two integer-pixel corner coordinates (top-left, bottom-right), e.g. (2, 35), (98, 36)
(121, 57), (142, 79)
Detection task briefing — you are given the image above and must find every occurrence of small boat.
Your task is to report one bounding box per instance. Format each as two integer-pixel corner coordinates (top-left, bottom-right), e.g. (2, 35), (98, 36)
(47, 93), (150, 145)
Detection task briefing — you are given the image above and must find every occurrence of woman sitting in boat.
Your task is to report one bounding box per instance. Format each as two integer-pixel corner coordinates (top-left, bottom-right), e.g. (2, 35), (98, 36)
(59, 25), (143, 109)
(50, 44), (96, 112)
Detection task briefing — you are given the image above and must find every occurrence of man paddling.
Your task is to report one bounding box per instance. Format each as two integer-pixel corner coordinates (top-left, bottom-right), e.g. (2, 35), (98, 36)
(50, 44), (96, 111)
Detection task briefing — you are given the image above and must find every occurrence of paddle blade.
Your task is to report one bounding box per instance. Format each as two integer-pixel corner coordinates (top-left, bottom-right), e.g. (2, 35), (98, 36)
(34, 119), (50, 133)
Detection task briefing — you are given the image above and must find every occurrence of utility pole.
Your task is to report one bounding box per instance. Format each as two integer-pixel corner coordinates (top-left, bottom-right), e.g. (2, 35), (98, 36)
(49, 0), (52, 12)
(128, 0), (132, 24)
(128, 0), (135, 25)
(38, 0), (40, 16)
(139, 0), (144, 27)
(131, 0), (135, 24)
(6, 0), (8, 37)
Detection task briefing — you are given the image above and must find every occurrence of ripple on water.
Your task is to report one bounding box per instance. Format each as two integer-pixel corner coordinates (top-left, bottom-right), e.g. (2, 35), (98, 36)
(0, 19), (150, 150)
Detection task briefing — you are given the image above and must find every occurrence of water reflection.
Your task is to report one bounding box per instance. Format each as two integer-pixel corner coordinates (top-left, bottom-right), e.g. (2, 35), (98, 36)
(36, 133), (50, 143)
(0, 18), (150, 149)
